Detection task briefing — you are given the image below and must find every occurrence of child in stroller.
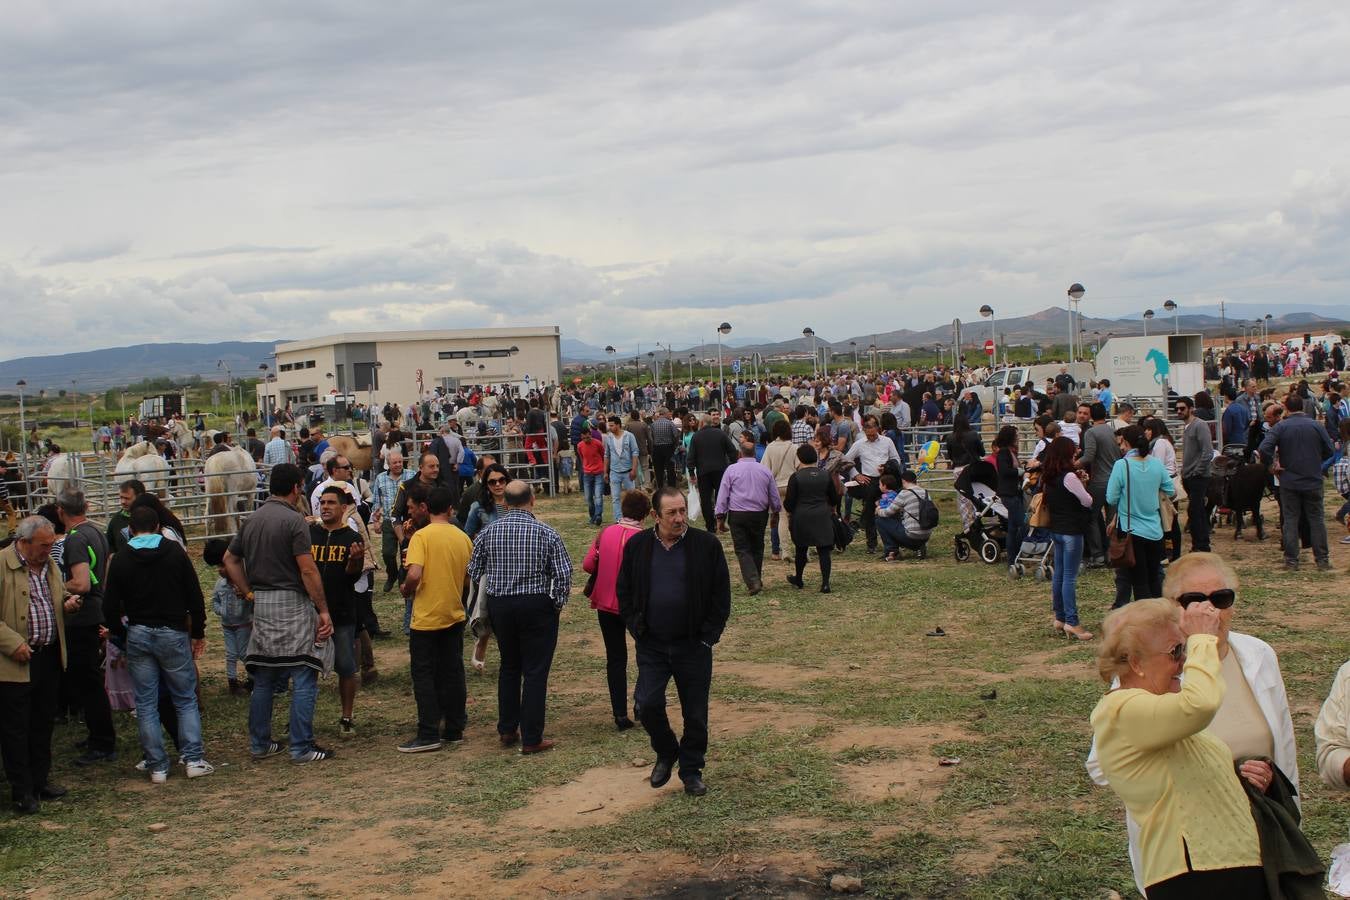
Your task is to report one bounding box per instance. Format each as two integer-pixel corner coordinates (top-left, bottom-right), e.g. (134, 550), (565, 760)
(953, 459), (1009, 563)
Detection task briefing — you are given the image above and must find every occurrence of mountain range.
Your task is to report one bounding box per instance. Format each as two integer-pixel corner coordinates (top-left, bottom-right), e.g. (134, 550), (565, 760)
(0, 342), (277, 392)
(563, 307), (1349, 364)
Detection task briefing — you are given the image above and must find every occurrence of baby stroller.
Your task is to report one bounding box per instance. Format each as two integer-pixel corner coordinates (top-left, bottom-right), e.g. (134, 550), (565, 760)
(953, 459), (1009, 564)
(1010, 527), (1054, 580)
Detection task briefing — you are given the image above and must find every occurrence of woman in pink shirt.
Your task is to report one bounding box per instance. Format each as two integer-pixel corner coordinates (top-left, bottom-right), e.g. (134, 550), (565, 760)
(582, 489), (650, 730)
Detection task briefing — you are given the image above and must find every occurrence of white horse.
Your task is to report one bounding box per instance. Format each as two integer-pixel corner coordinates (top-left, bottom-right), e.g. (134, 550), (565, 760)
(166, 419), (194, 458)
(44, 453), (85, 500)
(115, 441), (172, 497)
(204, 446), (258, 535)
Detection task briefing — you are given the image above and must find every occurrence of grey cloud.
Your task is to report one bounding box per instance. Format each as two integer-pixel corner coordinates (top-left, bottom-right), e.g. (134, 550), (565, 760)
(37, 239), (133, 265)
(167, 244), (324, 260)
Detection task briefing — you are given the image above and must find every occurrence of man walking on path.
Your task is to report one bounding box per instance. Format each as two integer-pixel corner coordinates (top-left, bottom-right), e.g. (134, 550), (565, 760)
(310, 487), (366, 738)
(648, 407), (679, 491)
(617, 487), (731, 797)
(1078, 402), (1119, 566)
(1257, 394), (1336, 570)
(223, 463), (336, 764)
(625, 410), (652, 488)
(468, 482), (572, 754)
(604, 417), (639, 523)
(686, 414), (739, 531)
(1176, 397), (1213, 553)
(103, 506), (212, 783)
(713, 443), (781, 595)
(398, 485), (473, 753)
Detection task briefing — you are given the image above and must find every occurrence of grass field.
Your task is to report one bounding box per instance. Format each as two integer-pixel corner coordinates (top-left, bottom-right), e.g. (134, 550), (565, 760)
(0, 486), (1347, 899)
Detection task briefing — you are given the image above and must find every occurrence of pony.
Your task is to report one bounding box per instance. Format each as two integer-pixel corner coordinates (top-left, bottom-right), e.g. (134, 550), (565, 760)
(325, 433), (374, 474)
(115, 441), (172, 497)
(203, 446), (258, 535)
(44, 452), (85, 500)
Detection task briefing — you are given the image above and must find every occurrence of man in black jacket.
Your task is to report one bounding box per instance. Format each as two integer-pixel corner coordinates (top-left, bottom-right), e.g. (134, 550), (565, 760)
(103, 506), (211, 782)
(685, 413), (738, 531)
(616, 487), (731, 797)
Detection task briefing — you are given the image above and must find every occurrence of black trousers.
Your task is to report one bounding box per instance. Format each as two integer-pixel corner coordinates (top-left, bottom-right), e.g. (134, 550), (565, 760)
(1112, 536), (1166, 608)
(488, 593), (559, 746)
(409, 623), (466, 741)
(634, 637), (712, 780)
(847, 479), (882, 549)
(726, 510), (769, 590)
(1085, 486), (1108, 562)
(1147, 866), (1268, 900)
(357, 588), (380, 635)
(0, 643), (62, 800)
(1182, 475), (1211, 552)
(651, 445), (676, 491)
(65, 624), (116, 752)
(596, 610), (629, 721)
(695, 471), (725, 531)
(380, 518), (400, 585)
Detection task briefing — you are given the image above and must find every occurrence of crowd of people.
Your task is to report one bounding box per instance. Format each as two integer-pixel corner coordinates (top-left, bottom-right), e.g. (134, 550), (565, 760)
(3, 342), (1350, 897)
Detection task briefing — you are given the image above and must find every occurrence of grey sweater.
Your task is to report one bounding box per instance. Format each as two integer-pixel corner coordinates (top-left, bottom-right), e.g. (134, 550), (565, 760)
(1181, 418), (1213, 479)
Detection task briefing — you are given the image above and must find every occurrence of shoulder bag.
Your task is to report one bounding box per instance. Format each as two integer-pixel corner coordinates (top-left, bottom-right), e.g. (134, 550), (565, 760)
(1107, 459), (1135, 569)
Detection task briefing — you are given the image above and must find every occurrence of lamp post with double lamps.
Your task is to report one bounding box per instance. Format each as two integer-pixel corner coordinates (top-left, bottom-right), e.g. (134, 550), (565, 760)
(1163, 299), (1178, 334)
(1143, 309), (1155, 336)
(17, 379), (28, 477)
(1066, 283), (1086, 361)
(802, 327), (817, 378)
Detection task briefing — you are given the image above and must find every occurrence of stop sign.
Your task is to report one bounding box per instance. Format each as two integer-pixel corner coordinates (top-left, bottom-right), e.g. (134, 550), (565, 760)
(984, 339), (995, 356)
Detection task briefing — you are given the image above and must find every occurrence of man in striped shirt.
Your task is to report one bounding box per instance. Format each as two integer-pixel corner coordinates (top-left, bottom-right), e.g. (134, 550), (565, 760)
(467, 482), (572, 754)
(649, 408), (679, 491)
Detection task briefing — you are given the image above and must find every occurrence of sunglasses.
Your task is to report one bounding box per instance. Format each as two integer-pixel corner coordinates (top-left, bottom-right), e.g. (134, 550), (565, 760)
(486, 477), (509, 486)
(1160, 642), (1187, 663)
(1176, 589), (1236, 609)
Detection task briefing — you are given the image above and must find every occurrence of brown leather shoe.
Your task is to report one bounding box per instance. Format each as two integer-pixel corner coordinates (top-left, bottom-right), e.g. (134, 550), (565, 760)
(499, 731), (520, 748)
(520, 739), (555, 755)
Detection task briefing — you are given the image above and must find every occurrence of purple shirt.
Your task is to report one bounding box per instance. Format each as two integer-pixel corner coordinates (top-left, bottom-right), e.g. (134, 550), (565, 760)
(714, 457), (783, 516)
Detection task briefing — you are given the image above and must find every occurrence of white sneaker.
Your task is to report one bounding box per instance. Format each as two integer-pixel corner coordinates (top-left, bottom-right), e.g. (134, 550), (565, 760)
(1339, 534), (1350, 544)
(150, 769), (168, 784)
(185, 760), (215, 778)
(134, 759), (150, 773)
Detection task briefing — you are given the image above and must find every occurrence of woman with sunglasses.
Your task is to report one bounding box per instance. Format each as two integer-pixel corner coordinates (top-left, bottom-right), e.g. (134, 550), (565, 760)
(1090, 597), (1269, 899)
(1088, 552), (1300, 896)
(465, 465), (511, 539)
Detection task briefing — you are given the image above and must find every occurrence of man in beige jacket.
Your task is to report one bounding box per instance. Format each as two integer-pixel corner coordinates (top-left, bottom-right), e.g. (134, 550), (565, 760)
(1, 516), (79, 814)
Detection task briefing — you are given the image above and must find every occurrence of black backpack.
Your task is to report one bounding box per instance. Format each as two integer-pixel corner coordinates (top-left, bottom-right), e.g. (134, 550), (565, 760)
(906, 489), (940, 529)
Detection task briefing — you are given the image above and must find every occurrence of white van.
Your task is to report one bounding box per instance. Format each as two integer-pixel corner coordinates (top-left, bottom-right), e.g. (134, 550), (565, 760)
(970, 362), (1096, 411)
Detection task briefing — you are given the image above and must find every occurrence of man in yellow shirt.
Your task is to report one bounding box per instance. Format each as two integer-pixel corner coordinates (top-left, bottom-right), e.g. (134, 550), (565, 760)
(397, 483), (472, 753)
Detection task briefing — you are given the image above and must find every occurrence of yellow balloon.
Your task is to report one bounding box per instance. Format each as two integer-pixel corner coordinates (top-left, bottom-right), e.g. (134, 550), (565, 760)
(921, 440), (940, 466)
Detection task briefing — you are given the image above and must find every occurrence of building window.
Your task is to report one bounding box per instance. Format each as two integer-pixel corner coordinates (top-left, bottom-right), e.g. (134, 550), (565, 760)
(437, 351), (469, 360)
(472, 349), (512, 358)
(305, 360), (316, 369)
(279, 363), (293, 372)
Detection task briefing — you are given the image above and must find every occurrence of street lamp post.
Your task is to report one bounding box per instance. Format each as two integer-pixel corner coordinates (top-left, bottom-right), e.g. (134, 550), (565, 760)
(605, 345), (618, 386)
(1163, 299), (1178, 334)
(802, 327), (817, 378)
(1143, 309), (1155, 336)
(717, 322), (732, 411)
(979, 305), (998, 425)
(1067, 283), (1086, 362)
(258, 364), (270, 423)
(1263, 313), (1272, 344)
(70, 379), (78, 429)
(850, 340), (858, 369)
(647, 351), (656, 385)
(687, 353), (695, 381)
(17, 379), (27, 477)
(868, 343), (877, 374)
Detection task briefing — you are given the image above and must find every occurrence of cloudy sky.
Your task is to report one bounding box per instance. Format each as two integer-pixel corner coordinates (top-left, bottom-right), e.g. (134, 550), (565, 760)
(3, 0), (1349, 359)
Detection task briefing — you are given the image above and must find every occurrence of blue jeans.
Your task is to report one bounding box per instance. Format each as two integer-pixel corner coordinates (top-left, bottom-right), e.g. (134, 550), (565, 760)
(125, 625), (203, 772)
(249, 665), (319, 759)
(877, 516), (925, 553)
(1049, 532), (1084, 627)
(581, 472), (604, 523)
(609, 471), (635, 522)
(221, 625), (251, 680)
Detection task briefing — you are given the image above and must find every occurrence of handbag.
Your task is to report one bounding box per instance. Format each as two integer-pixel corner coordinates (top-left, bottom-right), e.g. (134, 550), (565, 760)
(831, 514), (856, 551)
(1028, 489), (1051, 528)
(1107, 459), (1135, 569)
(1159, 490), (1177, 532)
(687, 485), (702, 522)
(582, 533), (601, 598)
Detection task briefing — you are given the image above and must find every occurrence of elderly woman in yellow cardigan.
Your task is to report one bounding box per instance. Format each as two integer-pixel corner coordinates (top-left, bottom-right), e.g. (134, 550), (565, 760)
(1090, 597), (1266, 899)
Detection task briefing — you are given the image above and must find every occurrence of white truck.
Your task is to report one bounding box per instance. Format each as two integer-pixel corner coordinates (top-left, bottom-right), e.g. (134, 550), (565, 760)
(1095, 334), (1204, 408)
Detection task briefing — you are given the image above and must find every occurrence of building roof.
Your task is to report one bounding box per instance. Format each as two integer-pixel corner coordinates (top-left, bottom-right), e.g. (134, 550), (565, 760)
(276, 326), (560, 354)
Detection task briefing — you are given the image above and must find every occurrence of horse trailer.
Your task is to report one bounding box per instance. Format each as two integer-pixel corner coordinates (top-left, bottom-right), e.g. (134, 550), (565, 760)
(1095, 334), (1204, 407)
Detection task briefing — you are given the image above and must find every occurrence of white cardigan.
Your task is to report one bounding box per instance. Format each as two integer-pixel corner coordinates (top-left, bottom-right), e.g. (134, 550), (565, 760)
(1085, 631), (1299, 896)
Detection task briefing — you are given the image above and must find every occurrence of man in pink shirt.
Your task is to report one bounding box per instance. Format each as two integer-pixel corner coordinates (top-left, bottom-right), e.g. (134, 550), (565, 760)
(713, 443), (782, 595)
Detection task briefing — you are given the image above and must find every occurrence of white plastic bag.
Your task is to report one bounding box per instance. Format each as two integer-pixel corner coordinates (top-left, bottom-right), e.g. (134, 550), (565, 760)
(1329, 842), (1350, 897)
(687, 486), (701, 522)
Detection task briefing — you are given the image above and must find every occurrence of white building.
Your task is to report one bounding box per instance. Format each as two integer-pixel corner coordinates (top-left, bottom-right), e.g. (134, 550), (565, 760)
(256, 326), (562, 411)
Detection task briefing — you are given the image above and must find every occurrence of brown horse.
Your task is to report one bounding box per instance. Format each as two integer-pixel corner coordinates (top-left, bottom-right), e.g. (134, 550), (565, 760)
(326, 434), (374, 474)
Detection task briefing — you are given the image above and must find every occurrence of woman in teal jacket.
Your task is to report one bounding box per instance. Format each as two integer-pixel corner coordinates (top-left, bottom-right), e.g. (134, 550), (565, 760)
(1106, 424), (1175, 607)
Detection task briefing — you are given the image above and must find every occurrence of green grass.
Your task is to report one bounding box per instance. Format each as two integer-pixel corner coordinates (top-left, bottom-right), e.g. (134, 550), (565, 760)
(0, 488), (1347, 898)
